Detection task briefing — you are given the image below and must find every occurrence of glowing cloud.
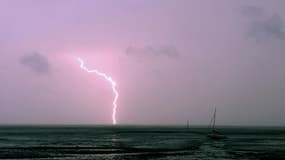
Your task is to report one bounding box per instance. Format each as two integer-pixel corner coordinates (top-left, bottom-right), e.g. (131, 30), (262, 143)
(77, 57), (118, 125)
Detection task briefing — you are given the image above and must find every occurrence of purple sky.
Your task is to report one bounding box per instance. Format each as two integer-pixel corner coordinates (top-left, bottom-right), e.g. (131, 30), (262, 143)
(1, 0), (285, 125)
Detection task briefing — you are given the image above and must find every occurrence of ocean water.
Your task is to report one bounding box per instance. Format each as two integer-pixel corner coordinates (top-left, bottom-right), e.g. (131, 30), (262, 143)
(0, 126), (284, 160)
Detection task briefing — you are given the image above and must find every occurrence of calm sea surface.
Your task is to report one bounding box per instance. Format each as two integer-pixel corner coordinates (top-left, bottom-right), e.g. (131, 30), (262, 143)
(0, 126), (284, 160)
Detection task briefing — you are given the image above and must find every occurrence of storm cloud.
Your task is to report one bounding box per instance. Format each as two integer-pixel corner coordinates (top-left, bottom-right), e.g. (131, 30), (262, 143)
(20, 53), (50, 74)
(242, 6), (285, 41)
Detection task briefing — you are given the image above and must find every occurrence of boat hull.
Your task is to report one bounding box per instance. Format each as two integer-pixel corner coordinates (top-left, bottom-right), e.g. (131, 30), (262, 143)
(207, 133), (227, 140)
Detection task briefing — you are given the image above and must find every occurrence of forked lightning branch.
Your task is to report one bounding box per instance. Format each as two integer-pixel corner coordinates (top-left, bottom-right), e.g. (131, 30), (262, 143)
(77, 57), (119, 125)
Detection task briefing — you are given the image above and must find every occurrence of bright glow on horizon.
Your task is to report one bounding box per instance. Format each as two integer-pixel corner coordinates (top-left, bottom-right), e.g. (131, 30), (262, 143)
(77, 57), (118, 125)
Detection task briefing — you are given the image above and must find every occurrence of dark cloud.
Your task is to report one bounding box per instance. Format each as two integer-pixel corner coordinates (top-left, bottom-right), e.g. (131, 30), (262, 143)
(249, 15), (285, 41)
(242, 6), (285, 41)
(126, 45), (179, 58)
(20, 52), (50, 74)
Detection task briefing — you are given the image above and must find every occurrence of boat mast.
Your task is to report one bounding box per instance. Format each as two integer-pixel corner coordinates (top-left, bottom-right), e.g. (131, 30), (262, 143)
(212, 108), (216, 130)
(187, 120), (189, 129)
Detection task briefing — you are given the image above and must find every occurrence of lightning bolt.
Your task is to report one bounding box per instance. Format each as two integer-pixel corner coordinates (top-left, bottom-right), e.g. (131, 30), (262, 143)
(77, 57), (118, 125)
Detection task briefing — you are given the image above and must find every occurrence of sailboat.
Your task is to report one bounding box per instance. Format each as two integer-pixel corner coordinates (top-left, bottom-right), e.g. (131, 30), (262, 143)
(207, 108), (227, 140)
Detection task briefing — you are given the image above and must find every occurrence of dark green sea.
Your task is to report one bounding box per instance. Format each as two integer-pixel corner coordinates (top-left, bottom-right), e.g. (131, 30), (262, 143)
(0, 125), (284, 160)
